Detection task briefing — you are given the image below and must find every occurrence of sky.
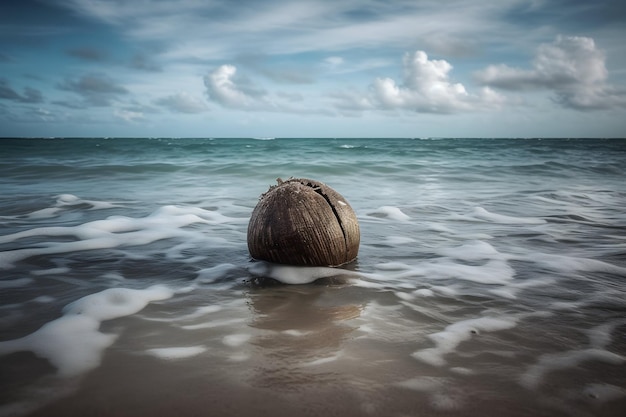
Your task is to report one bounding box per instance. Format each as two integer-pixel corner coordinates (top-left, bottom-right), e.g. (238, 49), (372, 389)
(1, 0), (626, 138)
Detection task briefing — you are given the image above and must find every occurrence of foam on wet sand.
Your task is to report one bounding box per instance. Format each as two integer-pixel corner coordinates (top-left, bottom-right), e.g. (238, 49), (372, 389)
(0, 285), (173, 377)
(412, 316), (519, 367)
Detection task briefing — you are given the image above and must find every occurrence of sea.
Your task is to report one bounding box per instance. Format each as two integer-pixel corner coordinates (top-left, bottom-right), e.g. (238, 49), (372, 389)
(0, 137), (625, 417)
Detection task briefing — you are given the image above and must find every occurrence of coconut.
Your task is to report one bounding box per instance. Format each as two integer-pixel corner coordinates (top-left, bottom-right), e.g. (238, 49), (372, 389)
(247, 178), (360, 266)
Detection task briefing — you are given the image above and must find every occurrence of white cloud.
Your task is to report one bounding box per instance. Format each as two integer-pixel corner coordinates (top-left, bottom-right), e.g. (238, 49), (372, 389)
(155, 92), (208, 113)
(114, 108), (144, 122)
(203, 65), (269, 110)
(203, 64), (334, 115)
(324, 56), (344, 68)
(61, 0), (528, 62)
(335, 51), (504, 114)
(475, 36), (626, 110)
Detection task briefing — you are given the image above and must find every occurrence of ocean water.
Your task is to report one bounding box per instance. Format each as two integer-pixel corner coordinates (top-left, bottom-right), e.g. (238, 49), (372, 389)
(0, 137), (625, 417)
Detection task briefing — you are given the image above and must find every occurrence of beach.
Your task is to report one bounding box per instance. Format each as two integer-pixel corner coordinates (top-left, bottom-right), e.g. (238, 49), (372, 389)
(1, 137), (625, 416)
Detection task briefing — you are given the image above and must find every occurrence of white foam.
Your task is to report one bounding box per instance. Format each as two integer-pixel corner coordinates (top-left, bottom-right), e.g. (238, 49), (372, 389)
(31, 267), (71, 276)
(145, 346), (207, 360)
(374, 262), (412, 271)
(436, 240), (509, 261)
(301, 351), (342, 367)
(490, 276), (557, 300)
(282, 329), (313, 337)
(160, 298), (246, 324)
(513, 320), (626, 390)
(450, 367), (474, 375)
(525, 253), (626, 276)
(368, 243), (516, 286)
(451, 206), (545, 225)
(63, 286), (173, 321)
(426, 222), (455, 233)
(0, 194), (124, 221)
(248, 261), (359, 285)
(0, 284), (173, 377)
(164, 242), (206, 263)
(19, 207), (62, 220)
(181, 317), (247, 330)
(427, 259), (516, 285)
(394, 291), (415, 301)
(368, 206), (411, 221)
(587, 319), (626, 349)
(430, 285), (459, 296)
(470, 207), (546, 224)
(382, 236), (416, 246)
(0, 315), (116, 377)
(397, 376), (447, 392)
(222, 333), (251, 347)
(55, 194), (80, 205)
(550, 300), (586, 311)
(412, 316), (518, 367)
(520, 348), (625, 390)
(0, 277), (33, 289)
(54, 194), (123, 211)
(0, 205), (243, 268)
(414, 288), (435, 297)
(488, 288), (518, 299)
(181, 305), (224, 320)
(195, 263), (239, 284)
(350, 278), (386, 289)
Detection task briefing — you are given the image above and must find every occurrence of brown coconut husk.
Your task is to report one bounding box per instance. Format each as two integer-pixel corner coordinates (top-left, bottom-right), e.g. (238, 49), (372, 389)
(247, 178), (360, 267)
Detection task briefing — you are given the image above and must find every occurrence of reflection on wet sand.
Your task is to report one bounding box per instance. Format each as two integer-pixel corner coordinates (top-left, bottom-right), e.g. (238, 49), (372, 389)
(246, 279), (363, 391)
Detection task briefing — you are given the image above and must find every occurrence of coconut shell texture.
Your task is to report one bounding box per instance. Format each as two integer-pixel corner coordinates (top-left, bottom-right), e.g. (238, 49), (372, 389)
(247, 178), (360, 266)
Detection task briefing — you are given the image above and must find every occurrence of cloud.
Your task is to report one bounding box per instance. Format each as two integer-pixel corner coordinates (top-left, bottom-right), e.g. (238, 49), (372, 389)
(0, 79), (44, 103)
(130, 53), (162, 72)
(259, 68), (314, 85)
(334, 51), (503, 114)
(276, 91), (304, 103)
(67, 47), (108, 62)
(203, 64), (335, 116)
(475, 36), (626, 110)
(59, 1), (524, 62)
(155, 92), (209, 114)
(58, 74), (128, 106)
(114, 108), (144, 122)
(204, 65), (268, 110)
(324, 56), (344, 68)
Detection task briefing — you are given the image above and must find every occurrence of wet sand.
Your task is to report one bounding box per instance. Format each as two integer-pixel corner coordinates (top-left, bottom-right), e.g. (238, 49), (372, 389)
(9, 283), (625, 417)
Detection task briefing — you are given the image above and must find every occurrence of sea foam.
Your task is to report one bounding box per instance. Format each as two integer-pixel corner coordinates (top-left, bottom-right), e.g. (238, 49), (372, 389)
(0, 205), (242, 269)
(248, 261), (360, 284)
(520, 349), (625, 390)
(0, 285), (173, 377)
(412, 316), (518, 367)
(146, 346), (207, 360)
(367, 206), (411, 221)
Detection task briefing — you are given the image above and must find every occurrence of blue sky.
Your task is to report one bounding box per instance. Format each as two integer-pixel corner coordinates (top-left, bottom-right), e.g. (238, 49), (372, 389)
(1, 0), (625, 138)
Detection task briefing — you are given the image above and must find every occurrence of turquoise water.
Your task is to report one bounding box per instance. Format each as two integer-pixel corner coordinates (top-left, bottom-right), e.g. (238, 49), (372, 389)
(1, 138), (625, 416)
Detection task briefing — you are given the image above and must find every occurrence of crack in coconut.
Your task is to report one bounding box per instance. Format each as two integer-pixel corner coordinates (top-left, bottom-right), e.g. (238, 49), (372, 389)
(298, 179), (349, 253)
